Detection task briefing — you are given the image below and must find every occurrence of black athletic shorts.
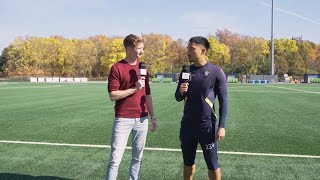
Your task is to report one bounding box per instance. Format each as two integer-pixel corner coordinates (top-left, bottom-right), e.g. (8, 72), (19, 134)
(180, 127), (219, 170)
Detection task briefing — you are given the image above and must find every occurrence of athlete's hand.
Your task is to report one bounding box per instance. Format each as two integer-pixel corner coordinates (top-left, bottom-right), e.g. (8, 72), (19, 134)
(179, 82), (188, 94)
(150, 117), (157, 131)
(217, 128), (225, 141)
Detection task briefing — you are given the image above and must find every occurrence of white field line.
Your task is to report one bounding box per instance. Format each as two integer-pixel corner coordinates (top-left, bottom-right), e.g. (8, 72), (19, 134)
(266, 85), (320, 95)
(1, 140), (320, 159)
(229, 90), (316, 94)
(0, 85), (62, 89)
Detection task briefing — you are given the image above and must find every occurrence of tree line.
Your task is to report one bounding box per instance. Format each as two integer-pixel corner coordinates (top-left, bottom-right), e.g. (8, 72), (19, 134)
(1, 29), (319, 79)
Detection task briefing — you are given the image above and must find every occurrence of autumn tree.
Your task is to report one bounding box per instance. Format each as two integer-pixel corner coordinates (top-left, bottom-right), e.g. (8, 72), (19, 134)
(165, 38), (188, 73)
(101, 38), (125, 76)
(293, 41), (318, 75)
(142, 33), (173, 76)
(206, 36), (231, 70)
(273, 38), (298, 77)
(89, 35), (110, 77)
(1, 33), (319, 79)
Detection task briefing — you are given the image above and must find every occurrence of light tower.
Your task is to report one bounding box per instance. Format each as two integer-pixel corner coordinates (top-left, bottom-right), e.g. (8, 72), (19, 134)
(270, 0), (275, 75)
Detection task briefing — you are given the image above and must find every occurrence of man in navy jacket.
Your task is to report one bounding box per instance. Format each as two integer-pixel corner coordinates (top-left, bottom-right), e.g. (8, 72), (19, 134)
(175, 36), (228, 180)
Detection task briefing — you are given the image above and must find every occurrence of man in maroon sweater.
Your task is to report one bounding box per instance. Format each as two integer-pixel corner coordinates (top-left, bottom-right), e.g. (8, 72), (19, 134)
(106, 34), (157, 180)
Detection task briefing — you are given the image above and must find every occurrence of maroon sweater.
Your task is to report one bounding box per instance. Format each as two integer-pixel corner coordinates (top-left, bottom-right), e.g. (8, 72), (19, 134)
(108, 59), (151, 118)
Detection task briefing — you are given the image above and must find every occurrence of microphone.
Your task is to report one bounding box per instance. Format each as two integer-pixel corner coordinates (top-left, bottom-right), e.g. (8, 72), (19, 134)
(139, 62), (147, 77)
(181, 65), (190, 83)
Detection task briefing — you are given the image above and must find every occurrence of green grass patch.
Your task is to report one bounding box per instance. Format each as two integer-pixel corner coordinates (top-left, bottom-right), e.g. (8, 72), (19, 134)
(0, 82), (320, 179)
(1, 143), (319, 180)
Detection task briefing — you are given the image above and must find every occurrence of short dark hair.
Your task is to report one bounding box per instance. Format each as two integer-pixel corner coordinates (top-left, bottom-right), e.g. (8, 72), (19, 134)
(189, 36), (210, 51)
(123, 34), (144, 49)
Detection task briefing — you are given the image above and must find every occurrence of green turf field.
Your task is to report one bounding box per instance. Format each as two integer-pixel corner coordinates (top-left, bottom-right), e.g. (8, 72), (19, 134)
(0, 82), (319, 179)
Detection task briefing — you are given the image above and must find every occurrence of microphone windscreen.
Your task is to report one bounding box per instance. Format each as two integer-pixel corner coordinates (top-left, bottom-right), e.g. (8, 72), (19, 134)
(181, 65), (190, 81)
(182, 65), (190, 73)
(139, 62), (147, 76)
(139, 62), (147, 69)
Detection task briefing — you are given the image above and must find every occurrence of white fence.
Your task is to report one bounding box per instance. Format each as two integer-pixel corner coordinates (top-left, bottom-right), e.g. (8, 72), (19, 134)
(30, 78), (38, 82)
(29, 77), (88, 83)
(67, 78), (74, 82)
(60, 78), (67, 82)
(38, 77), (45, 82)
(52, 77), (60, 82)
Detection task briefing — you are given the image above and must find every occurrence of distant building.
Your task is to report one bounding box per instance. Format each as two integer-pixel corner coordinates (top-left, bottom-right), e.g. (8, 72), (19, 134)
(292, 36), (303, 42)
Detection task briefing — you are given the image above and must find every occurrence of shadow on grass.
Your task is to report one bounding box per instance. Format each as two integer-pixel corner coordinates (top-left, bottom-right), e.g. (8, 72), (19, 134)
(0, 173), (73, 180)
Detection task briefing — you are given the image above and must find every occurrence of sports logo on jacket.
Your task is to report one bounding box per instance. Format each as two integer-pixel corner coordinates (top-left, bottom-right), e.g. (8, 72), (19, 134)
(204, 70), (209, 77)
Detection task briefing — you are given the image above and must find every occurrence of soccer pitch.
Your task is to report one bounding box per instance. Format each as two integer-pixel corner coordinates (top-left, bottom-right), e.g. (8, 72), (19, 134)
(0, 82), (320, 179)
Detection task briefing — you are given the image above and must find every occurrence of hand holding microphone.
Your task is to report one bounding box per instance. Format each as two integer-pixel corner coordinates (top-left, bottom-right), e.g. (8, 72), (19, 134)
(180, 82), (188, 94)
(179, 65), (190, 94)
(136, 62), (147, 90)
(135, 77), (145, 90)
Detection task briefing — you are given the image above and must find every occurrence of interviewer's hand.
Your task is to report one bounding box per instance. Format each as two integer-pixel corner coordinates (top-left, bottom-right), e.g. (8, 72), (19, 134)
(217, 128), (225, 141)
(179, 82), (188, 94)
(135, 77), (145, 90)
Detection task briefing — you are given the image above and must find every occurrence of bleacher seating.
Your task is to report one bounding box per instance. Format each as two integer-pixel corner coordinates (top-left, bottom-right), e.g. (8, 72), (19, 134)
(250, 80), (270, 84)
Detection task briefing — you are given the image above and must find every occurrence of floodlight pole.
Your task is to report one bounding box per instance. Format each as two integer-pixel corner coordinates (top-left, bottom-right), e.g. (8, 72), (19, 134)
(270, 0), (275, 75)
